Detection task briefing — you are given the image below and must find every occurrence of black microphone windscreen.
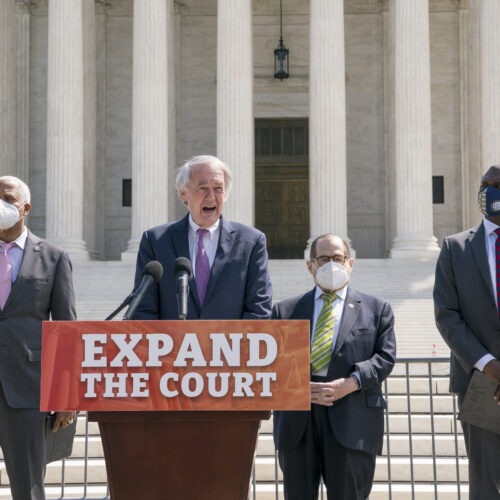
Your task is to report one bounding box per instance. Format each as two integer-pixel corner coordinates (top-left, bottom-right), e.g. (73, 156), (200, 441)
(174, 257), (192, 276)
(142, 260), (163, 283)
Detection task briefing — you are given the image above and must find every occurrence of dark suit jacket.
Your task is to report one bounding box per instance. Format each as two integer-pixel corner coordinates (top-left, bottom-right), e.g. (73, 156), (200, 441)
(272, 287), (396, 455)
(434, 222), (500, 394)
(133, 215), (272, 320)
(0, 231), (76, 408)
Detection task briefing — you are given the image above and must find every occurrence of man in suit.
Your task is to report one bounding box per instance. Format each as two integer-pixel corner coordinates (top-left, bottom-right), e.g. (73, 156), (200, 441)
(272, 233), (396, 500)
(434, 165), (500, 499)
(132, 154), (272, 320)
(0, 176), (77, 500)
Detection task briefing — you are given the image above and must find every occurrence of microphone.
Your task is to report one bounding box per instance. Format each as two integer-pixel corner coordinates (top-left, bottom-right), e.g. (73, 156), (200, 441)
(123, 260), (163, 320)
(175, 257), (192, 320)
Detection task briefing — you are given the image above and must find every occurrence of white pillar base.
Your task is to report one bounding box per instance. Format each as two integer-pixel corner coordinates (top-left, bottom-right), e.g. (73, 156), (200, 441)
(122, 238), (140, 261)
(49, 238), (89, 262)
(390, 235), (440, 259)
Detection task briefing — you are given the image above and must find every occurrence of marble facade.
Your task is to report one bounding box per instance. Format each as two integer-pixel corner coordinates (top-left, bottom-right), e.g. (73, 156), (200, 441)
(1, 0), (497, 260)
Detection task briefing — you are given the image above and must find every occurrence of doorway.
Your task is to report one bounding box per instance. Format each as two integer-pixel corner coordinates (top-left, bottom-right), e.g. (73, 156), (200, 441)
(255, 119), (309, 259)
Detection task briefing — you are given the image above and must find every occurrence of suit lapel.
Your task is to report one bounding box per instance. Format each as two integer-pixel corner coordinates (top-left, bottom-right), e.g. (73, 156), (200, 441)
(295, 289), (316, 336)
(331, 287), (361, 359)
(5, 231), (42, 308)
(203, 217), (234, 304)
(469, 223), (495, 300)
(171, 215), (191, 259)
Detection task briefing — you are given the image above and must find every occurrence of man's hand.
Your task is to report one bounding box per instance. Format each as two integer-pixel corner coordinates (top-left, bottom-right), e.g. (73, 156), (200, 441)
(483, 359), (500, 384)
(50, 411), (77, 432)
(311, 377), (358, 406)
(483, 359), (500, 403)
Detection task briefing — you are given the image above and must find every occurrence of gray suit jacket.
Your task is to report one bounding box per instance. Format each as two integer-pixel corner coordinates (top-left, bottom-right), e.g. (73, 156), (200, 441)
(272, 287), (396, 455)
(133, 215), (272, 320)
(434, 222), (500, 394)
(0, 231), (76, 408)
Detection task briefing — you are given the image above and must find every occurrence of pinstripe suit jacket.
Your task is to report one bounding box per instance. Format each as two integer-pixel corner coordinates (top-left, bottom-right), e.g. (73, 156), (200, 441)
(434, 222), (500, 394)
(0, 231), (76, 408)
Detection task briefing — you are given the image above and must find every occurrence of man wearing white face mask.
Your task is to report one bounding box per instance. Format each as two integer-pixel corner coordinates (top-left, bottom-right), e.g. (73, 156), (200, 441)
(272, 233), (396, 500)
(0, 176), (76, 500)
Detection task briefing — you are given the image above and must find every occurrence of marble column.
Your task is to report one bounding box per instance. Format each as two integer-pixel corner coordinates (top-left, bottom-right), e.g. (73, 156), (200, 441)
(46, 0), (88, 258)
(125, 0), (170, 256)
(389, 0), (439, 258)
(16, 0), (31, 183)
(0, 0), (17, 176)
(309, 0), (348, 244)
(216, 0), (254, 226)
(83, 0), (98, 258)
(479, 0), (500, 169)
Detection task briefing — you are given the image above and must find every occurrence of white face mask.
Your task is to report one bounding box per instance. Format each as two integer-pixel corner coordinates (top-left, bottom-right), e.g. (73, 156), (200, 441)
(0, 199), (21, 230)
(314, 261), (350, 292)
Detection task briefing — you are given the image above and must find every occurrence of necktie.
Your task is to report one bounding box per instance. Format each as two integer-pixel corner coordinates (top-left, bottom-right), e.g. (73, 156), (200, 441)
(0, 242), (15, 310)
(495, 228), (500, 317)
(311, 293), (337, 374)
(195, 229), (210, 305)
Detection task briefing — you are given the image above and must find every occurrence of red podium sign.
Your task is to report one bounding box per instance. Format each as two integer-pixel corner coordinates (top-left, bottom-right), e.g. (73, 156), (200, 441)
(41, 320), (310, 412)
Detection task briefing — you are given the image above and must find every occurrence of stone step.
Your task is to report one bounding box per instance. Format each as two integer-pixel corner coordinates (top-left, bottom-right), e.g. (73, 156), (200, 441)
(248, 483), (468, 500)
(253, 456), (468, 483)
(0, 456), (468, 488)
(0, 482), (469, 500)
(255, 434), (467, 458)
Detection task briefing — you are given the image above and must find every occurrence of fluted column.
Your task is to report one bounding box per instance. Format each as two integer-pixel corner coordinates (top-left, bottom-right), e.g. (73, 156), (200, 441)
(216, 0), (254, 226)
(16, 1), (31, 183)
(83, 0), (97, 257)
(0, 0), (17, 176)
(46, 0), (88, 258)
(309, 0), (348, 243)
(125, 0), (170, 256)
(389, 0), (439, 258)
(479, 0), (500, 169)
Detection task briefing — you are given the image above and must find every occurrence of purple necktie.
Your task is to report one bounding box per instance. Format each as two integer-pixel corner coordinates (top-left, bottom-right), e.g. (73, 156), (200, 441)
(0, 242), (15, 310)
(495, 228), (500, 317)
(196, 229), (210, 305)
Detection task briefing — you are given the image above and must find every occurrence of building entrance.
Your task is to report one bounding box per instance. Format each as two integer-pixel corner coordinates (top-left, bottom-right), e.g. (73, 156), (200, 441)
(255, 119), (309, 259)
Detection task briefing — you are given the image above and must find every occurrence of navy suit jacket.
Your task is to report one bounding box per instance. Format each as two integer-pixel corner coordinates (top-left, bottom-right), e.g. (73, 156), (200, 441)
(272, 287), (396, 455)
(434, 222), (500, 394)
(133, 215), (272, 320)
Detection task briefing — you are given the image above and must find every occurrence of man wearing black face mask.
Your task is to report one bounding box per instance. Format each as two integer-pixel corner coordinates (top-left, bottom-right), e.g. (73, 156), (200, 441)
(434, 165), (500, 499)
(272, 233), (396, 500)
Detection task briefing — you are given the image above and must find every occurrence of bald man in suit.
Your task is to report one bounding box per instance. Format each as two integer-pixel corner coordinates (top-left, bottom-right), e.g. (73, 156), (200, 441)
(0, 176), (76, 500)
(272, 234), (396, 500)
(132, 155), (272, 321)
(434, 165), (500, 499)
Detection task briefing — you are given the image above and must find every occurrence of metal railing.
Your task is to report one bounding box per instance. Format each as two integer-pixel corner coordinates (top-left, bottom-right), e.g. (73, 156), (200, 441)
(0, 358), (468, 499)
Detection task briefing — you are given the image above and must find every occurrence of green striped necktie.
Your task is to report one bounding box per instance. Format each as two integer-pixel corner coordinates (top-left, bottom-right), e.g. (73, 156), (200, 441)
(311, 292), (337, 374)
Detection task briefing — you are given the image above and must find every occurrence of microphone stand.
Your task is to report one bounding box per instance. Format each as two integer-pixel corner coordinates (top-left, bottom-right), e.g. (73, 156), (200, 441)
(104, 291), (134, 320)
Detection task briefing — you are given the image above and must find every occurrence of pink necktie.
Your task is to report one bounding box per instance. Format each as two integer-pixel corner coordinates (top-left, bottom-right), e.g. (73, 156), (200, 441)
(196, 229), (210, 305)
(0, 242), (15, 310)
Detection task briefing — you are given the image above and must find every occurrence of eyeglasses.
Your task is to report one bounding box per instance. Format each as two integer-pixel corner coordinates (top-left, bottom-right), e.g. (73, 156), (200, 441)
(313, 254), (348, 266)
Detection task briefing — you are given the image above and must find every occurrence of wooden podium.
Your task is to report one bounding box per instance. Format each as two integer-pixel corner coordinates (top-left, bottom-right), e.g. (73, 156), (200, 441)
(41, 320), (310, 500)
(89, 410), (269, 500)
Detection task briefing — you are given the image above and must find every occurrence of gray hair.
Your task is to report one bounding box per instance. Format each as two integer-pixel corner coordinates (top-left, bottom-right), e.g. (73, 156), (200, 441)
(0, 176), (31, 204)
(175, 155), (232, 198)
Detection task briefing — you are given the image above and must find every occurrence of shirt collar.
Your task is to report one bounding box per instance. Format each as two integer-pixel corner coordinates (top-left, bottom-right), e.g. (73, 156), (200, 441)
(188, 214), (220, 239)
(0, 227), (28, 250)
(483, 218), (500, 236)
(314, 283), (348, 302)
